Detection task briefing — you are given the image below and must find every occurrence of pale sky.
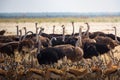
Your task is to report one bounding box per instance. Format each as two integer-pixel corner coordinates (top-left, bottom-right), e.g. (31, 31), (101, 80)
(0, 0), (120, 13)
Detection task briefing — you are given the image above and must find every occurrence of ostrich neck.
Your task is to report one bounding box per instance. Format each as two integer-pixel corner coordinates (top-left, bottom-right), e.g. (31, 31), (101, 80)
(53, 26), (55, 34)
(35, 23), (38, 35)
(24, 28), (27, 34)
(50, 37), (56, 46)
(37, 37), (41, 54)
(86, 24), (90, 38)
(37, 30), (43, 54)
(72, 23), (75, 36)
(76, 27), (82, 47)
(36, 27), (39, 42)
(79, 27), (82, 47)
(19, 30), (22, 41)
(62, 27), (65, 42)
(23, 31), (34, 40)
(16, 26), (19, 36)
(19, 30), (22, 37)
(114, 27), (119, 43)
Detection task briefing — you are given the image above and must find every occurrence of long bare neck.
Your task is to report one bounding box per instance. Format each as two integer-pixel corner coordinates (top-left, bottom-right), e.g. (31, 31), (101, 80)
(86, 23), (90, 38)
(24, 27), (27, 34)
(76, 27), (82, 47)
(72, 22), (75, 36)
(19, 30), (22, 41)
(35, 23), (38, 35)
(37, 37), (41, 54)
(62, 25), (65, 42)
(79, 27), (82, 47)
(53, 25), (55, 34)
(36, 27), (39, 43)
(16, 25), (19, 36)
(23, 31), (34, 40)
(19, 30), (22, 37)
(37, 29), (44, 54)
(114, 27), (119, 43)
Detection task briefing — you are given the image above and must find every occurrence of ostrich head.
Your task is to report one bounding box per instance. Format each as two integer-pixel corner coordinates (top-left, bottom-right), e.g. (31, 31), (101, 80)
(35, 23), (38, 28)
(39, 27), (44, 35)
(23, 27), (27, 34)
(72, 21), (74, 25)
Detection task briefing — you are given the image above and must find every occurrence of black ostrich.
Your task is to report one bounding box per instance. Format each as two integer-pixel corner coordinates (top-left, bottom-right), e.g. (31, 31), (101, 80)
(94, 36), (118, 49)
(0, 31), (35, 57)
(82, 23), (96, 48)
(106, 26), (120, 43)
(0, 41), (19, 56)
(89, 31), (106, 39)
(50, 25), (66, 46)
(83, 42), (110, 58)
(75, 24), (110, 59)
(37, 27), (83, 65)
(37, 44), (83, 65)
(37, 47), (65, 64)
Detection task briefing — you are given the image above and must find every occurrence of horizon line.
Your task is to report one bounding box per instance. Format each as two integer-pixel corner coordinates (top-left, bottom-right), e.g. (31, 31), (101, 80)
(0, 12), (120, 13)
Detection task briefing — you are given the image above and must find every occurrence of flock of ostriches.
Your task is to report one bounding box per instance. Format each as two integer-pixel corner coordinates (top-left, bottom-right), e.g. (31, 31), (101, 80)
(0, 22), (120, 80)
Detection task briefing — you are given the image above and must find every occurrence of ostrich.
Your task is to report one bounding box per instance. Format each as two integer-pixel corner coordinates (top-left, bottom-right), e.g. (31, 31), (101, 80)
(106, 26), (120, 42)
(89, 31), (106, 39)
(37, 27), (83, 65)
(80, 24), (97, 61)
(50, 25), (66, 46)
(82, 23), (96, 46)
(0, 36), (13, 43)
(82, 23), (117, 59)
(0, 41), (19, 57)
